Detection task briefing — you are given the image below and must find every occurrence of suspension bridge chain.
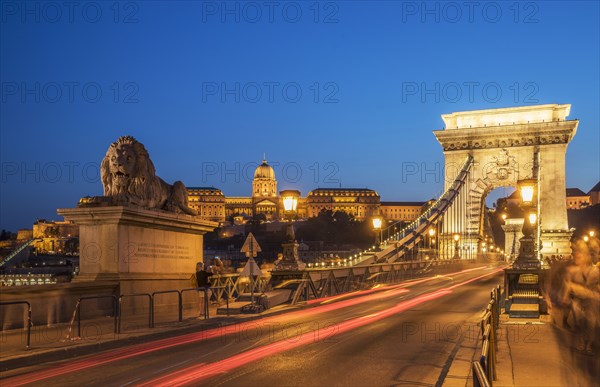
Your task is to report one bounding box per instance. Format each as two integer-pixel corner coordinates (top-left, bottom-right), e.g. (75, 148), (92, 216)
(336, 155), (474, 267)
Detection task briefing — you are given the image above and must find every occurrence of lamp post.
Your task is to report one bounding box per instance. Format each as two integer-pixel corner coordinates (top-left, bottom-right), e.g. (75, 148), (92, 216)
(513, 179), (540, 269)
(453, 233), (460, 259)
(276, 190), (303, 273)
(372, 216), (382, 252)
(428, 228), (435, 259)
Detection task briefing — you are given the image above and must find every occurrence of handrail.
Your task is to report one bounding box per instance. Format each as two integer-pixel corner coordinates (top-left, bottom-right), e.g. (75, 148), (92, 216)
(476, 284), (501, 386)
(151, 290), (183, 324)
(472, 361), (491, 387)
(0, 238), (44, 268)
(118, 293), (152, 333)
(77, 295), (118, 337)
(0, 301), (32, 350)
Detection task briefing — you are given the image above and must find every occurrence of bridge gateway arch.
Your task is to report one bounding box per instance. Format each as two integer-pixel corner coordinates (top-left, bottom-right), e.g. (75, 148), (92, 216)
(433, 104), (578, 260)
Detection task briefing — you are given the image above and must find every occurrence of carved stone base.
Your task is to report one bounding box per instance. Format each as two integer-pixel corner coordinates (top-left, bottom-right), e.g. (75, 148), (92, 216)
(58, 205), (217, 281)
(277, 240), (306, 271)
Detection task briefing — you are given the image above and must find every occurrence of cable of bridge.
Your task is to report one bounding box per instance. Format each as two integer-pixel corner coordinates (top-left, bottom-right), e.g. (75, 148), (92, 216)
(342, 155), (474, 266)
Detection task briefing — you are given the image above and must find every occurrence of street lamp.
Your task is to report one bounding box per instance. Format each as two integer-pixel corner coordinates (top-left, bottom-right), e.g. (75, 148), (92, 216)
(274, 190), (304, 274)
(372, 216), (383, 251)
(583, 235), (589, 243)
(513, 179), (540, 269)
(280, 190), (300, 221)
(519, 179), (536, 205)
(590, 230), (595, 238)
(453, 233), (460, 259)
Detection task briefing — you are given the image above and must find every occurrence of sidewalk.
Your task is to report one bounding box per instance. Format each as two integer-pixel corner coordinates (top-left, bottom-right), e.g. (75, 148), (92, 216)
(443, 313), (599, 387)
(0, 302), (294, 372)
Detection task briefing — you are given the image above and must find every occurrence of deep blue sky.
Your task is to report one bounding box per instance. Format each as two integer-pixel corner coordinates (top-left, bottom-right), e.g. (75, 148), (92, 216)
(1, 1), (599, 231)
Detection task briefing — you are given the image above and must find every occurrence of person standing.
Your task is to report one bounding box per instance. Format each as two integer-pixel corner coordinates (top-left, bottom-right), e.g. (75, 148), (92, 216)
(212, 257), (224, 275)
(195, 262), (213, 317)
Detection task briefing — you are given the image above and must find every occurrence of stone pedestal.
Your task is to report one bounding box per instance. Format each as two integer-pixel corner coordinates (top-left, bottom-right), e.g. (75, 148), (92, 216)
(58, 205), (217, 295)
(277, 240), (306, 271)
(502, 218), (524, 262)
(539, 229), (573, 259)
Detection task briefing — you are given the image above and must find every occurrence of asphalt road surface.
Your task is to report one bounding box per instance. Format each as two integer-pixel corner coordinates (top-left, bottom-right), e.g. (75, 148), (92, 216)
(2, 265), (504, 387)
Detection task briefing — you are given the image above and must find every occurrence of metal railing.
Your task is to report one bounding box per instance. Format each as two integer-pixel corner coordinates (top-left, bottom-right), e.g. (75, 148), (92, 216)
(118, 293), (153, 333)
(0, 238), (41, 268)
(0, 301), (32, 350)
(472, 361), (491, 387)
(0, 285), (232, 350)
(76, 295), (118, 337)
(181, 287), (210, 319)
(152, 290), (183, 323)
(288, 259), (463, 305)
(474, 285), (501, 386)
(209, 274), (270, 302)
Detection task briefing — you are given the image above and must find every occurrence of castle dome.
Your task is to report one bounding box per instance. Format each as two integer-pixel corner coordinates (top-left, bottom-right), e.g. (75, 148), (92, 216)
(254, 159), (275, 180)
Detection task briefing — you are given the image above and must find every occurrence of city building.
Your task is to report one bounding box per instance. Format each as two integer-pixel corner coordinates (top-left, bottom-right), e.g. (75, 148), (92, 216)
(380, 201), (427, 222)
(588, 181), (600, 206)
(188, 158), (428, 224)
(305, 188), (380, 220)
(187, 187), (226, 223)
(566, 188), (590, 209)
(32, 219), (79, 254)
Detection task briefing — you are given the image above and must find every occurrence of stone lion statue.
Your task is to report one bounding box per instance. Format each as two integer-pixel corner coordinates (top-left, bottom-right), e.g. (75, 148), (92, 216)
(99, 136), (196, 215)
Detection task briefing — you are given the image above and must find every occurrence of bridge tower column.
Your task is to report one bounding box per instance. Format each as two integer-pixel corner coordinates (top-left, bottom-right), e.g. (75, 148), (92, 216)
(433, 104), (578, 261)
(537, 144), (573, 258)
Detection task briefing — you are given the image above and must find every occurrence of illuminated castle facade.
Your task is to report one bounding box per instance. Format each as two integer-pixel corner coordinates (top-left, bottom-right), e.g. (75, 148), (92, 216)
(187, 159), (426, 224)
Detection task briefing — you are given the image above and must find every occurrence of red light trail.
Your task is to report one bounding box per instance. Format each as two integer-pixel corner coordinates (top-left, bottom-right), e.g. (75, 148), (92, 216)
(138, 267), (504, 386)
(139, 290), (453, 387)
(1, 265), (501, 386)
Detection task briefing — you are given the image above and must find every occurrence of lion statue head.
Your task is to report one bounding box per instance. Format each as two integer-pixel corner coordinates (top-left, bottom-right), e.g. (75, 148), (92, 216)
(101, 136), (159, 200)
(99, 136), (196, 214)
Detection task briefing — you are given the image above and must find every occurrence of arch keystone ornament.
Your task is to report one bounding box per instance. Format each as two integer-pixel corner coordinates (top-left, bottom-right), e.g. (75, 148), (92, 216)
(433, 104), (578, 259)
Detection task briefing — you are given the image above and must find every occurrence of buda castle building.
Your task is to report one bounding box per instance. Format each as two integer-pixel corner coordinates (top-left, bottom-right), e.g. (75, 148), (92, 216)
(187, 159), (426, 225)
